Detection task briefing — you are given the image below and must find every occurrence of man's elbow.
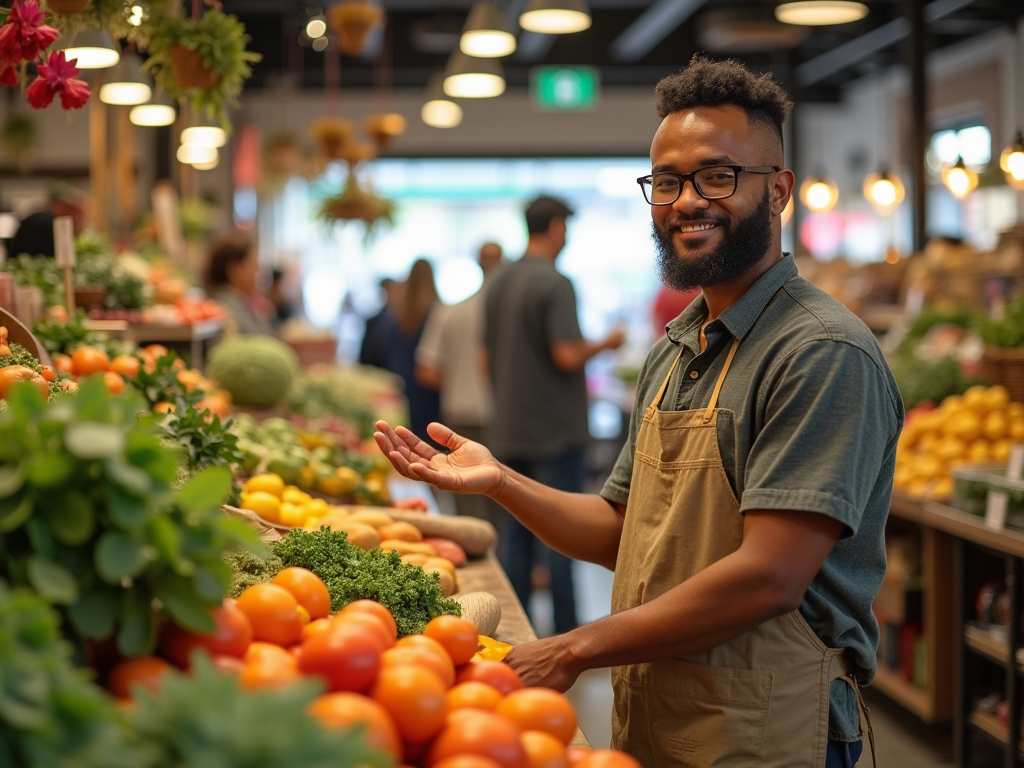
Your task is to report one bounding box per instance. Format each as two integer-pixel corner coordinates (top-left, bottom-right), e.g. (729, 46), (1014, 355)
(415, 364), (442, 389)
(550, 346), (581, 373)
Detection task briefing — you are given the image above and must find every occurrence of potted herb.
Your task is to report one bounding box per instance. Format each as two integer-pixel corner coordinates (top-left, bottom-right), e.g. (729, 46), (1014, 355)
(145, 5), (261, 130)
(976, 295), (1024, 404)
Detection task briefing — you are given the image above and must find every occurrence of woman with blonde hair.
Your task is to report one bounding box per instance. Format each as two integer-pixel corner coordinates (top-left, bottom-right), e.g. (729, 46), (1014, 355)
(376, 259), (442, 444)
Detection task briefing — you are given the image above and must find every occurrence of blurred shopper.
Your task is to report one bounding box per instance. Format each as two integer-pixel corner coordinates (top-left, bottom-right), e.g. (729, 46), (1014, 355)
(358, 278), (400, 368)
(483, 196), (624, 634)
(7, 183), (88, 258)
(373, 56), (901, 768)
(376, 259), (442, 444)
(415, 242), (504, 525)
(267, 268), (298, 328)
(205, 235), (275, 337)
(652, 284), (701, 338)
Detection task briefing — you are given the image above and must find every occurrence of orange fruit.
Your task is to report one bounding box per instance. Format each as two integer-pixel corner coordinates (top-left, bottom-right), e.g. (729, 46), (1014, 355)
(424, 615), (479, 666)
(109, 355), (141, 379)
(107, 656), (174, 699)
(445, 681), (503, 713)
(272, 567), (332, 620)
(397, 634), (450, 657)
(153, 401), (176, 414)
(235, 583), (304, 646)
(371, 664), (448, 743)
(433, 758), (505, 768)
(573, 751), (641, 768)
(0, 366), (49, 400)
(382, 644), (456, 688)
(302, 618), (334, 642)
(333, 611), (395, 651)
(426, 709), (527, 768)
(497, 688), (577, 745)
(340, 599), (398, 640)
(299, 622), (382, 693)
(309, 692), (403, 762)
(177, 369), (205, 392)
(53, 353), (73, 374)
(103, 370), (125, 394)
(455, 660), (524, 696)
(521, 731), (570, 768)
(143, 344), (170, 359)
(239, 656), (300, 690)
(71, 346), (110, 376)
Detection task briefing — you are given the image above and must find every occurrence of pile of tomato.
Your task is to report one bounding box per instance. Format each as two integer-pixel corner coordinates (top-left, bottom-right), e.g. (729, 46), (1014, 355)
(104, 567), (638, 768)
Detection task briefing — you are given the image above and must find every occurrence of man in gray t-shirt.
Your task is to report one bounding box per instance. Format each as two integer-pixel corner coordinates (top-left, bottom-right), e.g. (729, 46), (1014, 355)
(483, 196), (623, 633)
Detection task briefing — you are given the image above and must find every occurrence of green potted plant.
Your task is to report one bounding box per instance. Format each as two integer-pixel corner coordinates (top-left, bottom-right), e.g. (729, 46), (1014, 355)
(316, 173), (396, 239)
(144, 5), (261, 130)
(975, 295), (1024, 404)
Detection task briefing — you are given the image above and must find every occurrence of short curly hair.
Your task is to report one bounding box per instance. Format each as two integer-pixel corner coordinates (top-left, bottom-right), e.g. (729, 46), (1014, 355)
(655, 55), (793, 152)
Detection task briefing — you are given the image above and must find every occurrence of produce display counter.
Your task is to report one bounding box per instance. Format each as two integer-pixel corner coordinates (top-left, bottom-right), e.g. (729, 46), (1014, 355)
(457, 554), (592, 749)
(86, 318), (223, 367)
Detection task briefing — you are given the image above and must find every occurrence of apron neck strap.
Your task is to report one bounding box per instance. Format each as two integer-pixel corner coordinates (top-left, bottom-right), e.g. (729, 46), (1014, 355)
(650, 348), (685, 411)
(702, 337), (741, 423)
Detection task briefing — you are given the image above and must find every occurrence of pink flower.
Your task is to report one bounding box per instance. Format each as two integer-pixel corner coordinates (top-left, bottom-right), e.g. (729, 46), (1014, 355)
(26, 50), (90, 110)
(0, 60), (18, 87)
(0, 0), (59, 64)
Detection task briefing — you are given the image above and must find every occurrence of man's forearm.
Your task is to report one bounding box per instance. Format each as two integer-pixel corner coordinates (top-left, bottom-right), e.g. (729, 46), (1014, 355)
(490, 468), (623, 569)
(550, 339), (609, 373)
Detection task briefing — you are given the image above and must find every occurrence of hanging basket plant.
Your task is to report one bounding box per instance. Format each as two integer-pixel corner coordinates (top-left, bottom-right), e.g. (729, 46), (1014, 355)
(309, 117), (353, 160)
(326, 0), (383, 57)
(264, 132), (305, 177)
(144, 4), (261, 130)
(317, 173), (395, 237)
(1, 113), (39, 170)
(46, 0), (179, 48)
(364, 112), (406, 151)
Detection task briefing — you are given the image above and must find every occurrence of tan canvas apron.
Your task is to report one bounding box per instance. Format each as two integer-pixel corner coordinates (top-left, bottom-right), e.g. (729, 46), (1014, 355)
(610, 338), (872, 768)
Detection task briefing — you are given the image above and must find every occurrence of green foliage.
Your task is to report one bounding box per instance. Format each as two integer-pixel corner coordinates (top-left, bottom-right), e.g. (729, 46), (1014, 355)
(47, 0), (179, 48)
(316, 175), (396, 241)
(144, 9), (262, 131)
(224, 547), (284, 597)
(0, 583), (132, 768)
(1, 114), (37, 165)
(289, 374), (377, 439)
(890, 353), (982, 409)
(125, 655), (387, 768)
(0, 253), (148, 311)
(273, 528), (460, 636)
(207, 336), (298, 409)
(975, 295), (1024, 349)
(31, 311), (130, 359)
(897, 305), (978, 355)
(126, 353), (195, 409)
(158, 404), (245, 489)
(0, 377), (262, 657)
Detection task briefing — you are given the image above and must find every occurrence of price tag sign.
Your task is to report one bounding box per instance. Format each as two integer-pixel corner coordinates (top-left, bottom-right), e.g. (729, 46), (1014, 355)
(1007, 444), (1024, 483)
(986, 490), (1009, 530)
(53, 216), (76, 268)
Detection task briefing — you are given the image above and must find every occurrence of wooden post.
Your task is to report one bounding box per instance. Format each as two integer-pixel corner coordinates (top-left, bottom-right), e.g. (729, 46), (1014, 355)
(116, 107), (137, 233)
(906, 0), (928, 253)
(53, 215), (77, 316)
(89, 72), (108, 234)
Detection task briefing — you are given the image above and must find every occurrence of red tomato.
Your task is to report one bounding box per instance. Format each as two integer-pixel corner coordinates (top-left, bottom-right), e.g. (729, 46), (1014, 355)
(333, 611), (395, 651)
(426, 709), (528, 768)
(340, 600), (398, 641)
(272, 567), (332, 620)
(496, 688), (578, 745)
(424, 615), (479, 666)
(455, 661), (524, 696)
(298, 622), (382, 693)
(159, 600), (254, 668)
(370, 664), (448, 743)
(381, 644), (456, 688)
(573, 750), (642, 768)
(309, 692), (403, 762)
(53, 354), (74, 374)
(235, 583), (304, 647)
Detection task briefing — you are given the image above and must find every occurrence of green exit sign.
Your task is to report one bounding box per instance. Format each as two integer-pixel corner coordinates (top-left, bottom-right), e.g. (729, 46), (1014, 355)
(531, 67), (600, 111)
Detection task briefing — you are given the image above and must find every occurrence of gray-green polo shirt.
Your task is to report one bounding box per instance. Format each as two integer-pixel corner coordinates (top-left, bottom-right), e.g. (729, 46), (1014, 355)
(601, 254), (904, 741)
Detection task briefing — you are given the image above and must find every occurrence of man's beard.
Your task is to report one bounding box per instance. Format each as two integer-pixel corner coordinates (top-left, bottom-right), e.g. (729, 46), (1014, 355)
(652, 188), (774, 291)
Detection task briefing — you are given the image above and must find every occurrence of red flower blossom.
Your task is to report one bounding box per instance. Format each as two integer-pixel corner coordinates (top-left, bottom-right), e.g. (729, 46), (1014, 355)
(0, 60), (18, 87)
(0, 0), (59, 64)
(26, 50), (90, 110)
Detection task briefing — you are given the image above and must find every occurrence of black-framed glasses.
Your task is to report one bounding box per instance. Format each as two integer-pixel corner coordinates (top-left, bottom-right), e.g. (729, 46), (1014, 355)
(637, 165), (780, 205)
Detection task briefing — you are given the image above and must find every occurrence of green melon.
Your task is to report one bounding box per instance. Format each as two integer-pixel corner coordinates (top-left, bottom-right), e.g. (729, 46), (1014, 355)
(207, 336), (298, 409)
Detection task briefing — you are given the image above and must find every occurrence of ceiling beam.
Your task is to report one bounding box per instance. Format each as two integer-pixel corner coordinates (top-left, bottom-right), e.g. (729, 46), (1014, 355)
(609, 0), (709, 63)
(796, 0), (977, 86)
(515, 31), (557, 62)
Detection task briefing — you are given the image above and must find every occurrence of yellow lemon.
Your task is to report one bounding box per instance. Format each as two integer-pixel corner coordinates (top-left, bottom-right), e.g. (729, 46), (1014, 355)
(307, 498), (329, 516)
(304, 516), (321, 530)
(1008, 402), (1024, 419)
(912, 454), (945, 480)
(241, 490), (282, 523)
(962, 385), (990, 414)
(982, 385), (1011, 414)
(243, 473), (285, 498)
(893, 465), (915, 490)
(916, 411), (944, 434)
(918, 432), (940, 455)
(983, 411), (1009, 442)
(279, 503), (308, 528)
(333, 466), (361, 495)
(948, 411), (982, 443)
(907, 478), (931, 499)
(940, 394), (964, 413)
(282, 487), (313, 506)
(934, 435), (967, 463)
(1009, 418), (1024, 442)
(992, 439), (1013, 462)
(966, 439), (992, 463)
(927, 475), (955, 501)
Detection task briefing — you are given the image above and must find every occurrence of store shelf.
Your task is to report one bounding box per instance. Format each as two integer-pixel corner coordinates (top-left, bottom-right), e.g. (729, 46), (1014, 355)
(873, 664), (934, 720)
(965, 623), (1013, 665)
(970, 709), (1009, 745)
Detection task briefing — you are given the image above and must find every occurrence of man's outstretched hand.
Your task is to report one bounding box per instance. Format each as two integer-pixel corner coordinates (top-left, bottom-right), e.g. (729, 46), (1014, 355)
(374, 421), (506, 496)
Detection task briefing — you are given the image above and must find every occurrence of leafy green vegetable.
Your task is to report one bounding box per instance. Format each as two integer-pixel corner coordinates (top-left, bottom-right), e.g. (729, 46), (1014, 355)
(159, 404), (245, 480)
(890, 353), (981, 409)
(0, 583), (132, 768)
(125, 655), (386, 768)
(272, 528), (460, 636)
(897, 305), (977, 355)
(0, 252), (148, 311)
(225, 548), (285, 596)
(126, 353), (197, 410)
(0, 377), (262, 657)
(975, 295), (1024, 349)
(31, 311), (130, 359)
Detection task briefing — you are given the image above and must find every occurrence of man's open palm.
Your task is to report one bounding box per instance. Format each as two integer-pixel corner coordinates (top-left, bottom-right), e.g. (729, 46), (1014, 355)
(374, 421), (505, 496)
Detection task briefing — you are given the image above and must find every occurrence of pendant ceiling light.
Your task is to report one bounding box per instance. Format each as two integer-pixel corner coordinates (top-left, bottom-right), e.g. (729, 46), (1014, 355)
(461, 1), (516, 57)
(863, 168), (904, 214)
(176, 143), (218, 166)
(181, 124), (228, 148)
(775, 0), (867, 25)
(443, 52), (505, 98)
(799, 174), (839, 212)
(98, 54), (151, 105)
(421, 74), (463, 128)
(519, 0), (591, 34)
(941, 156), (978, 199)
(60, 29), (120, 69)
(193, 150), (220, 171)
(999, 130), (1024, 191)
(130, 95), (176, 126)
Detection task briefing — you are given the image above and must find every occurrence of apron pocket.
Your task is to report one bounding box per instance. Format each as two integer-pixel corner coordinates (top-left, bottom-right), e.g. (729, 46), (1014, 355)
(624, 659), (773, 768)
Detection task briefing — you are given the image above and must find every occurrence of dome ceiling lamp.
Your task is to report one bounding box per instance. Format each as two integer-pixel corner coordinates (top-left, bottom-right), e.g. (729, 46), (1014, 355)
(443, 51), (505, 98)
(461, 1), (516, 57)
(863, 168), (905, 215)
(176, 143), (218, 166)
(60, 29), (120, 69)
(940, 156), (978, 199)
(98, 54), (151, 105)
(421, 73), (463, 128)
(999, 130), (1024, 191)
(799, 173), (839, 212)
(181, 123), (228, 148)
(774, 0), (867, 25)
(130, 94), (176, 126)
(519, 0), (592, 34)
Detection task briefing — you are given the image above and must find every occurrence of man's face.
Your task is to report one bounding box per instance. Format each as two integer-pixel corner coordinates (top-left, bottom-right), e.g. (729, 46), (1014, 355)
(648, 105), (789, 291)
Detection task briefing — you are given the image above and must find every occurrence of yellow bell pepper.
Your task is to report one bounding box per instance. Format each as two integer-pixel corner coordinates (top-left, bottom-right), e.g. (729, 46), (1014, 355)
(477, 635), (513, 661)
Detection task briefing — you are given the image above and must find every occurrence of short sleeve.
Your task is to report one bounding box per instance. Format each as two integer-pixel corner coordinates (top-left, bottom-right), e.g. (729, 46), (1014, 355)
(544, 277), (583, 345)
(740, 340), (901, 534)
(415, 305), (447, 369)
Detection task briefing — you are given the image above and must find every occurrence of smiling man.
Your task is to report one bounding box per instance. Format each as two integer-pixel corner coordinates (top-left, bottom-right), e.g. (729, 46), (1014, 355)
(373, 56), (903, 768)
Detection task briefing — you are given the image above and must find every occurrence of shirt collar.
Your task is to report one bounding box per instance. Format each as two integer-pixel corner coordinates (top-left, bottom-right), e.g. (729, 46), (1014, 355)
(665, 254), (797, 345)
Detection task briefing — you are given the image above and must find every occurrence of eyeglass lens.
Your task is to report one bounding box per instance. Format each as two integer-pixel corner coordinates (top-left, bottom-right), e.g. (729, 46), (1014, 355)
(643, 167), (738, 204)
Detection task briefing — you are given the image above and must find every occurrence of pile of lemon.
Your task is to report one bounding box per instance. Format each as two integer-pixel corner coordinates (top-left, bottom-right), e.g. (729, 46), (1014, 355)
(895, 385), (1024, 501)
(238, 472), (336, 527)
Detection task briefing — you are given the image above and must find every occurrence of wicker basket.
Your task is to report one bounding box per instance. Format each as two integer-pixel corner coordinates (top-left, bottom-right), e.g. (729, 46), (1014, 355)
(982, 345), (1024, 404)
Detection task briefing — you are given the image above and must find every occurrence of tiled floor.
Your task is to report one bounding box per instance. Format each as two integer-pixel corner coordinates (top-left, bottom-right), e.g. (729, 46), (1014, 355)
(525, 560), (1005, 767)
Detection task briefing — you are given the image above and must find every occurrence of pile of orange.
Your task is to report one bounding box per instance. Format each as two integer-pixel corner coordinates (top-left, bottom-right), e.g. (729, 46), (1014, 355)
(104, 567), (639, 768)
